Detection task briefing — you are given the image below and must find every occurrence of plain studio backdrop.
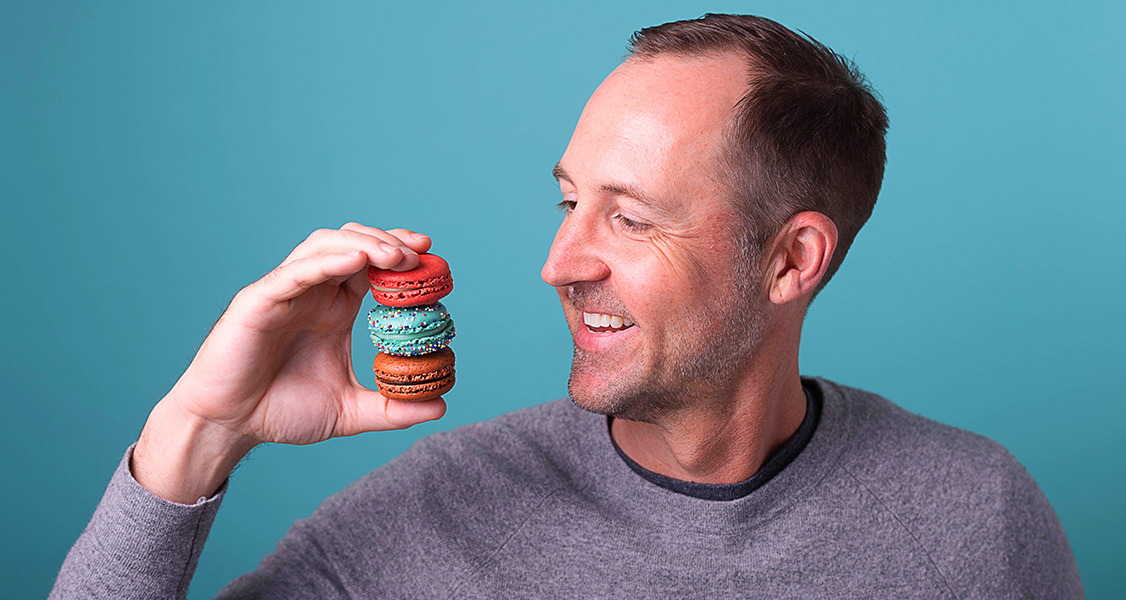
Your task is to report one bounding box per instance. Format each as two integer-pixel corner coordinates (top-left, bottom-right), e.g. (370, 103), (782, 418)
(2, 1), (1122, 597)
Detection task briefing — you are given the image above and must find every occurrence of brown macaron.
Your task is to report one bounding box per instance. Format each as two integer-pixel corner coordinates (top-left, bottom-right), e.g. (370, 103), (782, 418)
(372, 346), (455, 402)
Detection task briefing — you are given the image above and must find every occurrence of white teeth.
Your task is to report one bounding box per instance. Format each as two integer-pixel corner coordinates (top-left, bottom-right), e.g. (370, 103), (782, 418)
(581, 311), (634, 331)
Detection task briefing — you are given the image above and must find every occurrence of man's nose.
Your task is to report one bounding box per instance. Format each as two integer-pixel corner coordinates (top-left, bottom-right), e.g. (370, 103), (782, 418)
(541, 216), (610, 288)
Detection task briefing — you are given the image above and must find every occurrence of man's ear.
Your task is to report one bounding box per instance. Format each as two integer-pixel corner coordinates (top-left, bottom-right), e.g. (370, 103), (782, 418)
(765, 211), (838, 305)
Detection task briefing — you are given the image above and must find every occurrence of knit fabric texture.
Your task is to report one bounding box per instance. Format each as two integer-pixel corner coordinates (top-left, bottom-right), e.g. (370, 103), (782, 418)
(51, 377), (1083, 598)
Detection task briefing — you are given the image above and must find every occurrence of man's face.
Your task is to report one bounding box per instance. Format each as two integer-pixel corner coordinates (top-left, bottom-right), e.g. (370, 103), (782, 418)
(541, 53), (767, 422)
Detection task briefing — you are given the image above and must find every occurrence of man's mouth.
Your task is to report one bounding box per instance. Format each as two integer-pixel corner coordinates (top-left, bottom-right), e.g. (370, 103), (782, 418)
(582, 311), (635, 332)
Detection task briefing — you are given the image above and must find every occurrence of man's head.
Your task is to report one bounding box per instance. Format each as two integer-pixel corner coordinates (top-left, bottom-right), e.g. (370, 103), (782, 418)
(541, 15), (887, 422)
(629, 14), (889, 299)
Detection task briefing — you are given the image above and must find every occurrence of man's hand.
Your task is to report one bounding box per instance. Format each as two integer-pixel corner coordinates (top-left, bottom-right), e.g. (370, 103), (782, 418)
(132, 223), (446, 503)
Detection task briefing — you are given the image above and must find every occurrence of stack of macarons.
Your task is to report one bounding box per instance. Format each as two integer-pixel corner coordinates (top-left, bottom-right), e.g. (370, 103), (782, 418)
(366, 253), (456, 402)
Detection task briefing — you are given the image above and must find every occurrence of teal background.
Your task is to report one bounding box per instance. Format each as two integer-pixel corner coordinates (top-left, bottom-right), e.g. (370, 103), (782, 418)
(2, 1), (1122, 597)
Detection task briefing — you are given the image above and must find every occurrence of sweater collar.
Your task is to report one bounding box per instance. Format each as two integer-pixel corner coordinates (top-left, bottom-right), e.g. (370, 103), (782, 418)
(566, 377), (856, 533)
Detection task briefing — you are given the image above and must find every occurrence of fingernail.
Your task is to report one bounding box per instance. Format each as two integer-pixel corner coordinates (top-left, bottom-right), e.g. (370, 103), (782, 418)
(378, 242), (400, 253)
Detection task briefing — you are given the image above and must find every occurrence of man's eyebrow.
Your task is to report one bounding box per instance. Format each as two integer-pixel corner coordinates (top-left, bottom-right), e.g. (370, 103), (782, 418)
(552, 163), (664, 212)
(599, 182), (662, 210)
(552, 163), (569, 183)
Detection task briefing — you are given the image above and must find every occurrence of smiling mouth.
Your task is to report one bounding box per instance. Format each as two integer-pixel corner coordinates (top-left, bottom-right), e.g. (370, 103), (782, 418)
(582, 311), (635, 332)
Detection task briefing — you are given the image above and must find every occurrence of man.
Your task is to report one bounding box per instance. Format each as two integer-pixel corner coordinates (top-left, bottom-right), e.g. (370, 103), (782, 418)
(53, 14), (1081, 598)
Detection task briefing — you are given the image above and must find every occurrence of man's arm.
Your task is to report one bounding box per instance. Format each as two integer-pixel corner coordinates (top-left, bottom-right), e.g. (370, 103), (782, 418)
(51, 223), (446, 597)
(132, 223), (445, 503)
(50, 446), (225, 599)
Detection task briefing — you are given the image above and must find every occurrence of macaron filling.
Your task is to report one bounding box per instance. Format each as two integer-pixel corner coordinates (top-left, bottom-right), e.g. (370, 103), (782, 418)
(370, 284), (419, 292)
(369, 277), (449, 293)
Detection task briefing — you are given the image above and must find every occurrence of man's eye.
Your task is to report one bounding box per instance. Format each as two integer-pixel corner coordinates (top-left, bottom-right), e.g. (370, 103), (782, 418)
(556, 200), (577, 213)
(615, 214), (650, 232)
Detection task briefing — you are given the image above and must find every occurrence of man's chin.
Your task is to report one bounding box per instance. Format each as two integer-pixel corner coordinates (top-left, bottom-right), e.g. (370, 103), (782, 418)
(565, 365), (687, 425)
(567, 389), (620, 418)
(567, 348), (632, 407)
(565, 372), (619, 416)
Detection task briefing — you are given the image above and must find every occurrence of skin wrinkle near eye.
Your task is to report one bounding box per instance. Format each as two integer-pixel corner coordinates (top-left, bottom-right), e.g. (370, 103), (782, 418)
(644, 230), (701, 280)
(597, 184), (732, 283)
(554, 163), (681, 225)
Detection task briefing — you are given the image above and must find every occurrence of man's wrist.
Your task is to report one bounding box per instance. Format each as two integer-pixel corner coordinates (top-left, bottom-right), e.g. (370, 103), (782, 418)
(131, 399), (255, 504)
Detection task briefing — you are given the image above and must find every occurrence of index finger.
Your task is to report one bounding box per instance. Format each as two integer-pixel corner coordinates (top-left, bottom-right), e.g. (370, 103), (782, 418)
(340, 223), (432, 254)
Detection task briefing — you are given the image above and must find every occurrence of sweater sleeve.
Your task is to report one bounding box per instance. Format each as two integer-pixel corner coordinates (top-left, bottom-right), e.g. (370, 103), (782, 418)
(49, 445), (226, 600)
(993, 452), (1084, 599)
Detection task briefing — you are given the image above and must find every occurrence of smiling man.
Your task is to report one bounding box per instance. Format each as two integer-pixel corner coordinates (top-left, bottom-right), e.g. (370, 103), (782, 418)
(545, 46), (791, 482)
(53, 14), (1081, 599)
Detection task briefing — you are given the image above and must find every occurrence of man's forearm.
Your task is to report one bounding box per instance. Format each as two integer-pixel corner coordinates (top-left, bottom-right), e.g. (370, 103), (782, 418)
(132, 395), (255, 504)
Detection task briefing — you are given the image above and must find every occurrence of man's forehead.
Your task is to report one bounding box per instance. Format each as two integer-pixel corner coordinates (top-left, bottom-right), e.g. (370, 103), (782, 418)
(590, 54), (747, 130)
(556, 53), (747, 212)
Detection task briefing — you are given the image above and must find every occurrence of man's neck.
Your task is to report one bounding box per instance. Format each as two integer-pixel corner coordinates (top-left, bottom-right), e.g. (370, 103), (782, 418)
(609, 354), (807, 485)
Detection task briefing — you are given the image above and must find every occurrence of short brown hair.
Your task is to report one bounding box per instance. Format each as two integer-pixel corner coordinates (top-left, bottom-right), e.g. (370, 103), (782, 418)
(628, 14), (889, 298)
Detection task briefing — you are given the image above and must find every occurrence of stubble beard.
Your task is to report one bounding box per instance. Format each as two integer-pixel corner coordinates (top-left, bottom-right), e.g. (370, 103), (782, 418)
(566, 243), (766, 424)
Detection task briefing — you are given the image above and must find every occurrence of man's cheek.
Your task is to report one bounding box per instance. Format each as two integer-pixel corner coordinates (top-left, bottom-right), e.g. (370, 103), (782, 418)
(635, 232), (714, 283)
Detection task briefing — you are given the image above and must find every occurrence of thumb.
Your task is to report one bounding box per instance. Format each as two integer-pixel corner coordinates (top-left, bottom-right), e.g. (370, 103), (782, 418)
(339, 386), (447, 436)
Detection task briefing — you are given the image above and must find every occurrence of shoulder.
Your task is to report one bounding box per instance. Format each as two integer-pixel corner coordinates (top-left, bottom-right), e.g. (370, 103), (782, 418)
(816, 378), (1050, 521)
(812, 378), (1082, 597)
(818, 379), (1022, 487)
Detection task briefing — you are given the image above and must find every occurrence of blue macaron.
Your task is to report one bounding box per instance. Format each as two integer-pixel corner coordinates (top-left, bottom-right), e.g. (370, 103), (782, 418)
(367, 302), (456, 357)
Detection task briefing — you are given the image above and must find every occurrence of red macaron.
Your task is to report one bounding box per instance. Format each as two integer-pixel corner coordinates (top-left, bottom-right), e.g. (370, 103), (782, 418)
(367, 253), (453, 307)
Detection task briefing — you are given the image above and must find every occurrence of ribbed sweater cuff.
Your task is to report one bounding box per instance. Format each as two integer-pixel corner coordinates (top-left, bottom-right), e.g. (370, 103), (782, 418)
(50, 445), (226, 599)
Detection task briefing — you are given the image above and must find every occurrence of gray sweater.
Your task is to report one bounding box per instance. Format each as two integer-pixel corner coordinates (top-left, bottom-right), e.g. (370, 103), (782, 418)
(51, 378), (1083, 598)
